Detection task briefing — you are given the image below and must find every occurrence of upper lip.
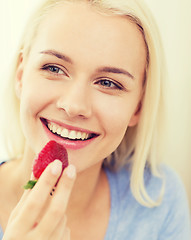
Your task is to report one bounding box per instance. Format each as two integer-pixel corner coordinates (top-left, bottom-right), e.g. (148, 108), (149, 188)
(41, 118), (99, 136)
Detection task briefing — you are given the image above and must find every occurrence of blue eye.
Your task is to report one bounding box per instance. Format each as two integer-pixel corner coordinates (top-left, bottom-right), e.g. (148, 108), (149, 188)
(98, 79), (122, 90)
(41, 64), (67, 76)
(100, 80), (113, 87)
(48, 66), (62, 73)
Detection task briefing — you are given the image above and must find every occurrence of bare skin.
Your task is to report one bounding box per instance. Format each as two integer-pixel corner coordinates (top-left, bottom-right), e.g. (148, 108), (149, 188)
(0, 147), (110, 240)
(0, 1), (146, 239)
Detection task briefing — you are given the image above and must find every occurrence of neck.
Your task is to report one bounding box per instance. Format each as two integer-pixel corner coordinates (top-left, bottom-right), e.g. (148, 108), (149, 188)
(67, 163), (105, 218)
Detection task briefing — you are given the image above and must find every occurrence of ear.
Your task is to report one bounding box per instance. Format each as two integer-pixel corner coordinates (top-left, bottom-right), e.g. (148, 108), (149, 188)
(128, 101), (142, 127)
(15, 52), (24, 99)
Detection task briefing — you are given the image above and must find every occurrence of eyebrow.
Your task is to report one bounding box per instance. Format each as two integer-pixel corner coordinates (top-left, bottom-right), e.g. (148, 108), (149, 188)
(97, 66), (134, 80)
(40, 50), (73, 64)
(40, 49), (134, 79)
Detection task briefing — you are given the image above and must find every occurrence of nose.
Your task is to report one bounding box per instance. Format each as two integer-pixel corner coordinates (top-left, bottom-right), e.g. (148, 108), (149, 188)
(56, 82), (92, 119)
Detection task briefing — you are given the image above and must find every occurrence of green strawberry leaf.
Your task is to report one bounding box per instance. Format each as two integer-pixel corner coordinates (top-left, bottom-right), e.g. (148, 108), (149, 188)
(23, 180), (38, 189)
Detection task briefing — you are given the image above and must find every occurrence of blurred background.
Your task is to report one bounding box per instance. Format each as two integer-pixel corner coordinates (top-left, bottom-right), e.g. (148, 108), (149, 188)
(0, 0), (190, 210)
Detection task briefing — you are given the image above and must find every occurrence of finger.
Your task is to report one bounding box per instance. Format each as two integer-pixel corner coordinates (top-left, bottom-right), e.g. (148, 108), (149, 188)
(15, 160), (63, 230)
(63, 227), (71, 240)
(37, 165), (76, 236)
(49, 215), (69, 240)
(7, 170), (38, 223)
(8, 188), (30, 222)
(10, 171), (36, 219)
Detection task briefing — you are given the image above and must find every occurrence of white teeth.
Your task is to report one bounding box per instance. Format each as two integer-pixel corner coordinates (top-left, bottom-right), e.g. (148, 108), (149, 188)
(52, 124), (57, 133)
(68, 130), (76, 139)
(47, 122), (90, 140)
(56, 127), (62, 135)
(48, 123), (53, 131)
(77, 131), (82, 139)
(61, 128), (69, 138)
(81, 132), (86, 140)
(86, 133), (90, 139)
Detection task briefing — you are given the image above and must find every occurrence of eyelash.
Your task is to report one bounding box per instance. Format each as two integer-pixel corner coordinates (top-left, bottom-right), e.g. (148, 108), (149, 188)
(40, 64), (124, 90)
(95, 79), (123, 90)
(41, 64), (68, 76)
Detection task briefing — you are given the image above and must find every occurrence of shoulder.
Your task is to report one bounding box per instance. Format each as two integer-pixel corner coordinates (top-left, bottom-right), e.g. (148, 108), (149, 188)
(152, 164), (191, 239)
(105, 164), (191, 240)
(145, 164), (187, 202)
(160, 164), (188, 202)
(106, 163), (186, 201)
(106, 163), (188, 202)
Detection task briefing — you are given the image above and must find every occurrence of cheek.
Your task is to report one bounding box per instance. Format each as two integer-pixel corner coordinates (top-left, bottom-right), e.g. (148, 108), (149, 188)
(106, 110), (130, 142)
(20, 88), (43, 119)
(95, 95), (136, 140)
(20, 74), (55, 117)
(18, 76), (56, 152)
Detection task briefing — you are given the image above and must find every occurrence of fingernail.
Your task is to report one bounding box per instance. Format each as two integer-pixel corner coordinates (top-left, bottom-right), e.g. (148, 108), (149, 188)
(51, 160), (62, 175)
(65, 165), (76, 179)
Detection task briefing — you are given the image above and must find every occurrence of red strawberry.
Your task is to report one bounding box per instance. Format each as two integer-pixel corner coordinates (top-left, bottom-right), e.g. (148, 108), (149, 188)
(24, 140), (68, 189)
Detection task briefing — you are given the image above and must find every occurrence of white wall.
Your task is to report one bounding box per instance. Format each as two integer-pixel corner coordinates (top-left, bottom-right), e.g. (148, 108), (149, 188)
(0, 0), (191, 209)
(144, 0), (191, 210)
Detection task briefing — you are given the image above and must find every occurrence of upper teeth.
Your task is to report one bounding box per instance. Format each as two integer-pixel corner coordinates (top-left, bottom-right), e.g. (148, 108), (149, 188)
(48, 122), (90, 140)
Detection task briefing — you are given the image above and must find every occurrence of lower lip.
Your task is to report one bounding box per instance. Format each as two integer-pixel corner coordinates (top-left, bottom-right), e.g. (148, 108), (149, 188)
(42, 121), (97, 150)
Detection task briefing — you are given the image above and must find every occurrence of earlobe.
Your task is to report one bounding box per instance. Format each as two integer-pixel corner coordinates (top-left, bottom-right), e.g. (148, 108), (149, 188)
(15, 53), (24, 99)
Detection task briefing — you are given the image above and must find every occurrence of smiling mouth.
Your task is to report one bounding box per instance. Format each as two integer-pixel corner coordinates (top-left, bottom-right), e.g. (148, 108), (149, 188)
(41, 118), (98, 141)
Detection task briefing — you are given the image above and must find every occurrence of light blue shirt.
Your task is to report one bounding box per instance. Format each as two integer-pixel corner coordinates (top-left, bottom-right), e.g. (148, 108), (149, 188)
(0, 164), (190, 239)
(104, 164), (191, 239)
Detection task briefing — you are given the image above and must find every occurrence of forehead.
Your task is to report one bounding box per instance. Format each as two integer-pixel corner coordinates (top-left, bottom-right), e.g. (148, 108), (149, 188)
(29, 2), (147, 77)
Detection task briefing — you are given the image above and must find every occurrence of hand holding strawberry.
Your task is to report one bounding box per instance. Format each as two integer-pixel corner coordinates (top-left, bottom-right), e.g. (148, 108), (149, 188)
(24, 140), (68, 189)
(3, 144), (76, 240)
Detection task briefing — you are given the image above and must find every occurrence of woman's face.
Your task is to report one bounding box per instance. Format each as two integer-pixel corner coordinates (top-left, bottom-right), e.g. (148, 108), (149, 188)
(16, 2), (147, 172)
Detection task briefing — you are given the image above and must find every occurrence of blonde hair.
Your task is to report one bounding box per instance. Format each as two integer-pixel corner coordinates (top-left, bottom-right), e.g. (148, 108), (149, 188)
(2, 0), (168, 207)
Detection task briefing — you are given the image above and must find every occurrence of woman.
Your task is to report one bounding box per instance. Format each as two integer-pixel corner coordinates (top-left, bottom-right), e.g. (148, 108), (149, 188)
(0, 0), (190, 239)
